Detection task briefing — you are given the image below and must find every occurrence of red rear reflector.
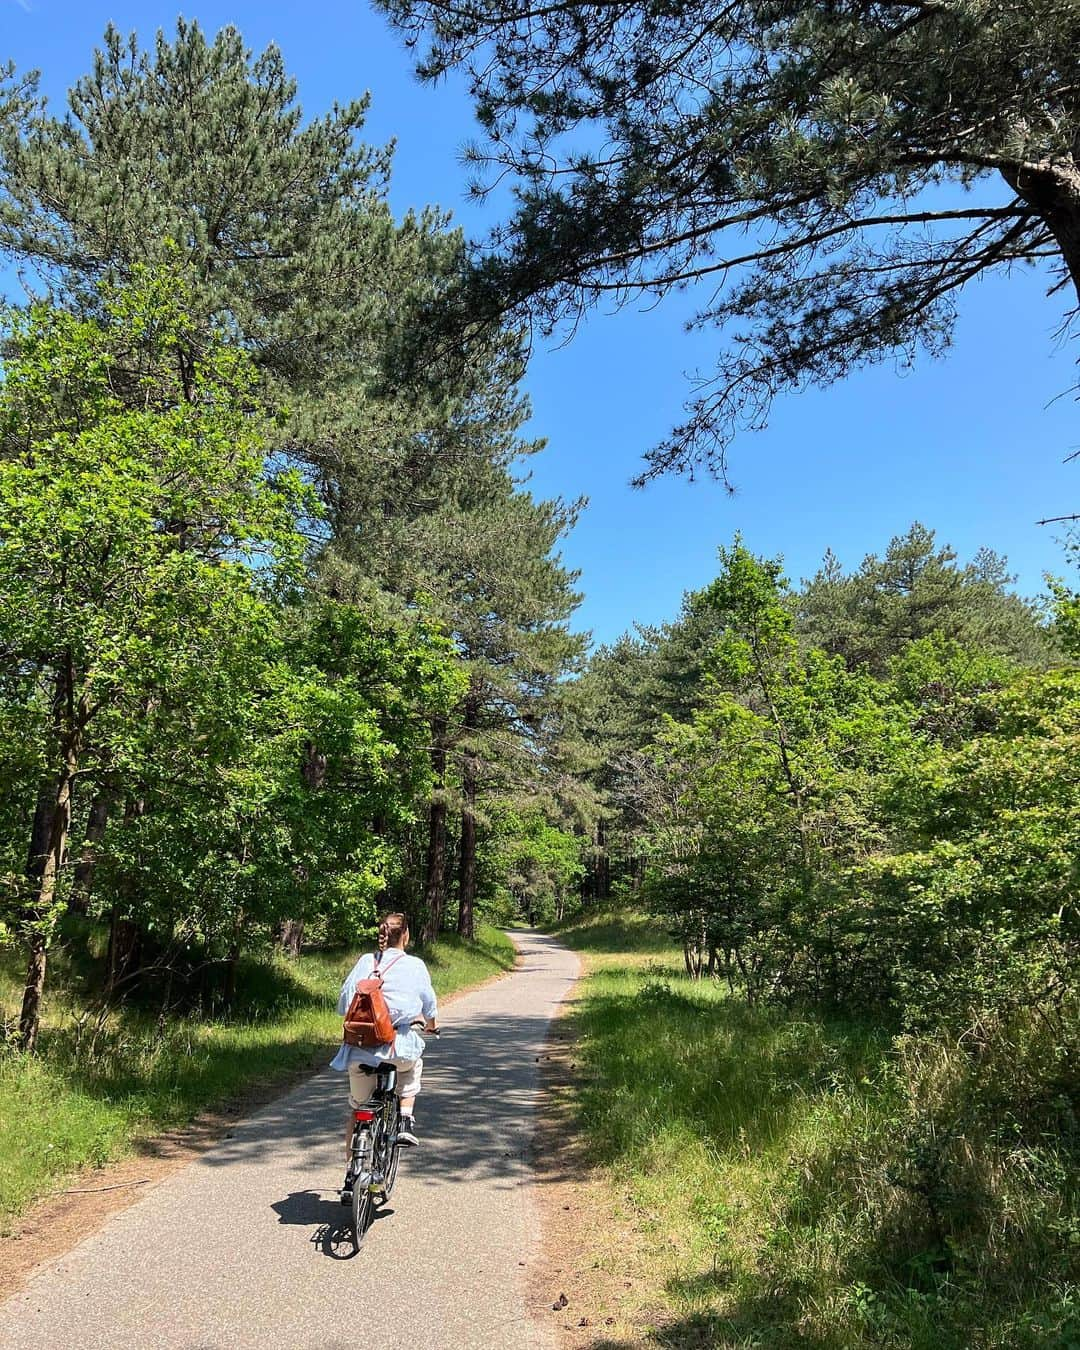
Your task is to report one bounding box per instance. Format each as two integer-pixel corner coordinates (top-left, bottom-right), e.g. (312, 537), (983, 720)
(353, 1109), (375, 1122)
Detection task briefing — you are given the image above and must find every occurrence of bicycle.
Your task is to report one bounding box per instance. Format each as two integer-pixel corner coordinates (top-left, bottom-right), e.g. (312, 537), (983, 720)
(342, 1022), (438, 1249)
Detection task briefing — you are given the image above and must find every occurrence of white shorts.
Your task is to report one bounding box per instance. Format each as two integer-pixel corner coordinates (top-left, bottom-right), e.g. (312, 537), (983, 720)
(348, 1057), (422, 1108)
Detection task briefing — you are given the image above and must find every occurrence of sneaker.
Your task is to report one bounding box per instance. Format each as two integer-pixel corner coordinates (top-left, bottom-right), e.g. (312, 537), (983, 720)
(397, 1115), (419, 1147)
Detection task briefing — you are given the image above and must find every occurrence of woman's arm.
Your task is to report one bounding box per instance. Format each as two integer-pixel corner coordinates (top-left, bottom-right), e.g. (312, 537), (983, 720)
(418, 961), (438, 1027)
(336, 954), (373, 1015)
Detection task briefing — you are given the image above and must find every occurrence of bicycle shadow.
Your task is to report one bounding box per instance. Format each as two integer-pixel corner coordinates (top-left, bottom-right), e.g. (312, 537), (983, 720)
(270, 1189), (396, 1260)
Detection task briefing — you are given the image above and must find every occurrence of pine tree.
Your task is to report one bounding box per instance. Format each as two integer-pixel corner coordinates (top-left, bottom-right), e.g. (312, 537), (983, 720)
(377, 0), (1080, 480)
(0, 21), (404, 392)
(796, 524), (1053, 674)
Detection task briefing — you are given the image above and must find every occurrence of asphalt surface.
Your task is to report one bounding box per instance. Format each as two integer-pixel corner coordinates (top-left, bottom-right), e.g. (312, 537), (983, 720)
(0, 930), (580, 1350)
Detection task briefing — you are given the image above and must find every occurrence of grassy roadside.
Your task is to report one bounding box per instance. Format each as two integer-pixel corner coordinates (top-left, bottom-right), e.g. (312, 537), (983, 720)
(551, 910), (1079, 1350)
(0, 923), (515, 1227)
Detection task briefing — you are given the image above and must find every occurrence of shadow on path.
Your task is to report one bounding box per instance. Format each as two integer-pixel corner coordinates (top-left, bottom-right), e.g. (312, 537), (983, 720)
(270, 1189), (399, 1261)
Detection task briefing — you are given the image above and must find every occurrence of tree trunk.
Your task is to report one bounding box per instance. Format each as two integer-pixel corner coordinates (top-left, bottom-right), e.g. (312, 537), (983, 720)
(596, 818), (611, 901)
(279, 918), (305, 958)
(106, 911), (142, 996)
(682, 912), (707, 981)
(421, 717), (448, 946)
(105, 796), (146, 998)
(25, 779), (55, 895)
(71, 788), (111, 914)
(457, 692), (480, 941)
(1002, 164), (1080, 301)
(19, 729), (80, 1051)
(223, 940), (241, 1006)
(19, 935), (48, 1053)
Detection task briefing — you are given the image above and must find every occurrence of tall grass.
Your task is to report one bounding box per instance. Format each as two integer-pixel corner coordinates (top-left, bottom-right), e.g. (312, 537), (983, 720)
(0, 923), (516, 1227)
(555, 911), (1080, 1349)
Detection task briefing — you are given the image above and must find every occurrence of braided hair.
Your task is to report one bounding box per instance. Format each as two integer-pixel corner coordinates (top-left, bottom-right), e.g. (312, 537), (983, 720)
(377, 912), (408, 952)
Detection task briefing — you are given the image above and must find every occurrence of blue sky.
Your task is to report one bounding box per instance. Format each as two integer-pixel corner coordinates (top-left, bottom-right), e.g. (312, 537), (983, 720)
(4, 0), (1078, 644)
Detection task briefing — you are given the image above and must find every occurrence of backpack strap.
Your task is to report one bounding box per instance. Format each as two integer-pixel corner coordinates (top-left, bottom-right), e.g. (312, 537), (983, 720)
(373, 949), (405, 979)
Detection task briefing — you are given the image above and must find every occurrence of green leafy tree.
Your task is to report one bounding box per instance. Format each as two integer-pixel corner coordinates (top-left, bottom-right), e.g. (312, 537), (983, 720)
(642, 540), (911, 995)
(0, 273), (307, 1048)
(870, 669), (1080, 1027)
(489, 806), (584, 924)
(378, 0), (1080, 479)
(90, 596), (463, 998)
(0, 21), (400, 391)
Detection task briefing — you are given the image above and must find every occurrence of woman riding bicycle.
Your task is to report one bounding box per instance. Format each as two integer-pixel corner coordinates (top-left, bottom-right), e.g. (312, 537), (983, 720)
(330, 912), (438, 1173)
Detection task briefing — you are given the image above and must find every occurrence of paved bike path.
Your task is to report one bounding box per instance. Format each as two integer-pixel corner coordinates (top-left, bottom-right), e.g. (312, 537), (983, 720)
(0, 931), (580, 1350)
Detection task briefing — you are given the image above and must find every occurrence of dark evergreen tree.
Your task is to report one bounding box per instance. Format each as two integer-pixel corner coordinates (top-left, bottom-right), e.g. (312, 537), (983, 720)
(0, 21), (408, 392)
(796, 524), (1053, 674)
(570, 635), (660, 900)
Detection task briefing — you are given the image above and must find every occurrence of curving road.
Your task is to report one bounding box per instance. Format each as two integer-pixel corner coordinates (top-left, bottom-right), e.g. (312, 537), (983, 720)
(0, 930), (579, 1350)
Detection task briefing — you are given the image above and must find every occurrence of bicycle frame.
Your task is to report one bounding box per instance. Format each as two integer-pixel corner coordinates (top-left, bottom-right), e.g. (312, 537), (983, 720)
(347, 1063), (400, 1202)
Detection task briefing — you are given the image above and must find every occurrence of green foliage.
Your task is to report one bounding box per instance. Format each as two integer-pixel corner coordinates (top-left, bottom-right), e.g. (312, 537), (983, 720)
(869, 670), (1080, 1027)
(798, 525), (1053, 674)
(638, 540), (909, 995)
(586, 534), (1077, 1033)
(487, 806), (584, 923)
(563, 529), (1079, 1346)
(0, 272), (473, 1047)
(0, 20), (586, 966)
(0, 20), (397, 390)
(0, 272), (306, 952)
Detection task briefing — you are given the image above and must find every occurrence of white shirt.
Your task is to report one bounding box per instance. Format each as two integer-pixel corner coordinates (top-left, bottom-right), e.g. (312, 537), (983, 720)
(329, 949), (438, 1071)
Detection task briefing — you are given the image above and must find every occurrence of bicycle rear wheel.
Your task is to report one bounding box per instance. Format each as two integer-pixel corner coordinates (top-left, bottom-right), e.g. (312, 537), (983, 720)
(382, 1134), (401, 1201)
(349, 1127), (375, 1248)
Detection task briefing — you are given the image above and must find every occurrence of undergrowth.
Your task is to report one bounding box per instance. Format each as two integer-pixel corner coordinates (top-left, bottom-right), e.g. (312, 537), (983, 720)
(0, 921), (515, 1226)
(555, 910), (1080, 1349)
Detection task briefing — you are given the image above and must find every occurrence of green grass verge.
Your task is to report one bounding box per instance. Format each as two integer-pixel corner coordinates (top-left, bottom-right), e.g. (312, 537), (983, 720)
(0, 923), (516, 1228)
(419, 924), (518, 993)
(553, 909), (1080, 1350)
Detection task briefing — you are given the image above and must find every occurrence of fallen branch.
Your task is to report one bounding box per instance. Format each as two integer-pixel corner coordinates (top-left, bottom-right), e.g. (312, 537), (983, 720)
(53, 1179), (150, 1196)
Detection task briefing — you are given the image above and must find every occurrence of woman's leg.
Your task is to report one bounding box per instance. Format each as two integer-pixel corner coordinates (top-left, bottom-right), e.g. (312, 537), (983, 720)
(395, 1056), (422, 1111)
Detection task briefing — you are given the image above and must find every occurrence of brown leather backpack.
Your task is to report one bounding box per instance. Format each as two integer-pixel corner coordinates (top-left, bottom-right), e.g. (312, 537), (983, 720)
(342, 951), (404, 1049)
